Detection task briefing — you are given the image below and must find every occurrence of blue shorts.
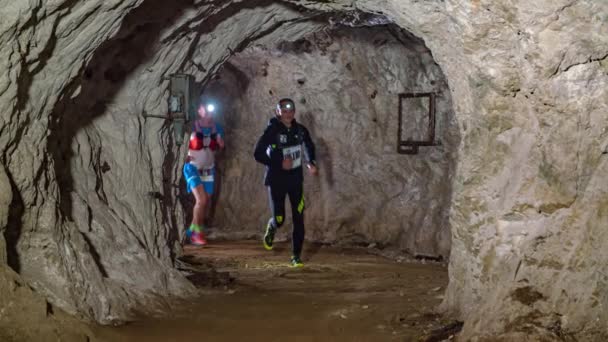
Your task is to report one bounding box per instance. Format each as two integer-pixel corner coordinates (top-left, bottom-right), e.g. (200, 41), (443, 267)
(183, 163), (215, 195)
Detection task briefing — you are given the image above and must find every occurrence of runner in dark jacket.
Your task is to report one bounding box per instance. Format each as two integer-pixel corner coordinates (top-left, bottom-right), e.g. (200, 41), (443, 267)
(253, 98), (318, 267)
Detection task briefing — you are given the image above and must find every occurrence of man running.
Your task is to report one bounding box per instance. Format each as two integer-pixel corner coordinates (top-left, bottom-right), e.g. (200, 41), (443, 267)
(253, 98), (318, 267)
(183, 101), (224, 245)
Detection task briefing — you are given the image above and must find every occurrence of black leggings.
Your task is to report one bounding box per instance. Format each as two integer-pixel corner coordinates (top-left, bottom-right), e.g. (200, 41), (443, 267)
(268, 182), (305, 257)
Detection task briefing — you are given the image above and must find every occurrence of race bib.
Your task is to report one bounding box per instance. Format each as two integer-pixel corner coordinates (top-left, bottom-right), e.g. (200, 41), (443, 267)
(282, 145), (302, 169)
(199, 168), (214, 182)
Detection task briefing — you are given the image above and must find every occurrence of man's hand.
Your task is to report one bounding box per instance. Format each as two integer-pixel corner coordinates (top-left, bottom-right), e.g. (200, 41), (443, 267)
(307, 163), (318, 176)
(282, 157), (293, 170)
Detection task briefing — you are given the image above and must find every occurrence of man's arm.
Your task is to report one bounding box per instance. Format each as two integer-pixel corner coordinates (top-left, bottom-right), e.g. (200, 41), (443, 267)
(254, 124), (279, 167)
(301, 125), (317, 166)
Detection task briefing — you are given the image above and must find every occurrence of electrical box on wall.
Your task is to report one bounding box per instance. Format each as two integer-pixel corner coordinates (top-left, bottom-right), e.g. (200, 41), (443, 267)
(168, 74), (198, 145)
(142, 73), (198, 145)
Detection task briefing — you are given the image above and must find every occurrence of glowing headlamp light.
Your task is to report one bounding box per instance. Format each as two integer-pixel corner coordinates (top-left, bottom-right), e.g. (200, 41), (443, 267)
(206, 104), (215, 113)
(278, 99), (295, 111)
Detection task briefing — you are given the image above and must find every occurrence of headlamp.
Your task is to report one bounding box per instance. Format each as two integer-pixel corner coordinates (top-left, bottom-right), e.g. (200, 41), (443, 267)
(278, 99), (295, 111)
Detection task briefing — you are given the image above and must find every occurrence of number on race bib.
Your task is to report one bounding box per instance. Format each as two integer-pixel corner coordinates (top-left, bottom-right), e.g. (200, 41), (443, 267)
(282, 145), (302, 169)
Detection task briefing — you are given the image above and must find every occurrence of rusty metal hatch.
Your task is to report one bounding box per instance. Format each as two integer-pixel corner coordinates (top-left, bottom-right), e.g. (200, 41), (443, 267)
(397, 92), (437, 155)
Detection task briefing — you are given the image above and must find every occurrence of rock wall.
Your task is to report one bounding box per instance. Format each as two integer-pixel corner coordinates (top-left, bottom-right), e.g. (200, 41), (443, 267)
(0, 0), (606, 340)
(343, 0), (607, 340)
(0, 267), (94, 342)
(206, 26), (457, 259)
(0, 0), (319, 324)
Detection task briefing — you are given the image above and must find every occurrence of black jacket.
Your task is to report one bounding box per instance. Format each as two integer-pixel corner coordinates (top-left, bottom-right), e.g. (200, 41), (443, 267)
(253, 117), (316, 186)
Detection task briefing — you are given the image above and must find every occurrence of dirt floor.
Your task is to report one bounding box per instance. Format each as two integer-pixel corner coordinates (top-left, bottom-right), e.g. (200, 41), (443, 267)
(94, 240), (458, 342)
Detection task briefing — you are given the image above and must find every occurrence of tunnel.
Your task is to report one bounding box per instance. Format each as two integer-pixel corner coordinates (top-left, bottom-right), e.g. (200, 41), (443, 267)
(0, 1), (607, 341)
(197, 23), (457, 259)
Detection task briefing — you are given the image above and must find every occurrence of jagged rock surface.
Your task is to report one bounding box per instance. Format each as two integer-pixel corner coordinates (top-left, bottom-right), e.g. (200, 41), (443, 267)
(0, 0), (606, 340)
(0, 267), (95, 342)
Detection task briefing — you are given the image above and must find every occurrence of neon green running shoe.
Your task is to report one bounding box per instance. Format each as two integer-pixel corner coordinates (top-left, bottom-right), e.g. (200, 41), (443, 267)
(263, 223), (275, 251)
(290, 255), (304, 268)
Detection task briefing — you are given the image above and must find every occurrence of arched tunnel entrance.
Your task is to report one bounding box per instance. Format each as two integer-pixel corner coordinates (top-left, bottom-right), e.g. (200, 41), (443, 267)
(195, 24), (457, 259)
(143, 23), (460, 341)
(1, 1), (607, 341)
(197, 25), (458, 259)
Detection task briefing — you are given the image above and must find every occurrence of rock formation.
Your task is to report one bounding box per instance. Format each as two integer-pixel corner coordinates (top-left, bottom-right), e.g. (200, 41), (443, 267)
(0, 0), (606, 340)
